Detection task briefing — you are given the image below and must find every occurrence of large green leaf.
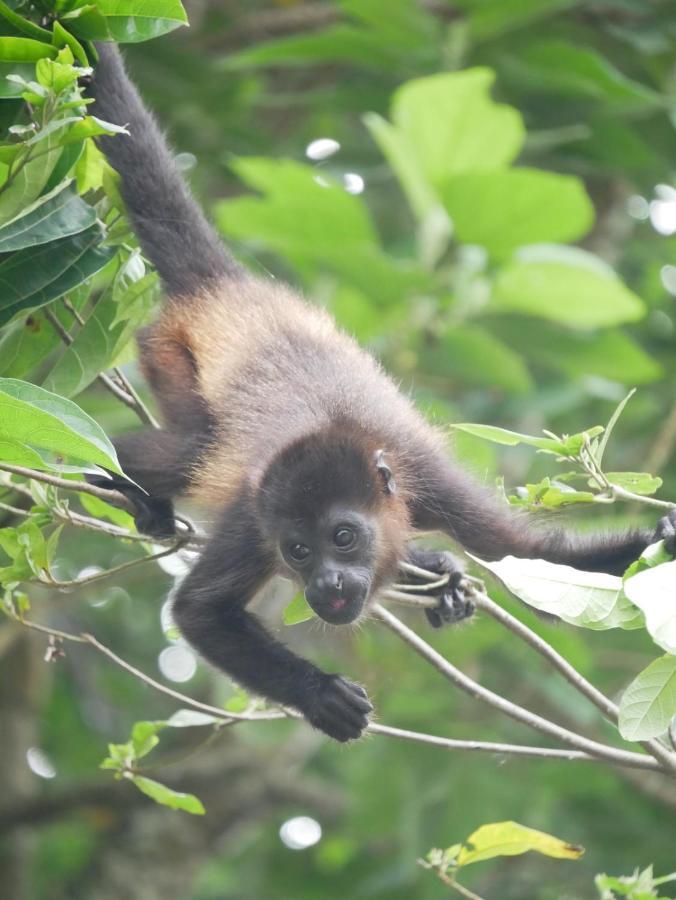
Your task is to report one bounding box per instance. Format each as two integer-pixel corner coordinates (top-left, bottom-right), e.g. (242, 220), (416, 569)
(227, 0), (436, 69)
(501, 41), (661, 111)
(64, 0), (187, 43)
(0, 224), (115, 326)
(0, 37), (56, 62)
(439, 169), (594, 257)
(0, 377), (122, 473)
(390, 69), (525, 185)
(418, 324), (532, 393)
(0, 308), (64, 379)
(623, 560), (676, 654)
(473, 555), (642, 630)
(44, 273), (157, 397)
(0, 133), (64, 226)
(618, 655), (676, 741)
(493, 322), (662, 385)
(0, 180), (95, 251)
(457, 0), (577, 40)
(364, 112), (437, 219)
(216, 157), (429, 303)
(492, 246), (645, 327)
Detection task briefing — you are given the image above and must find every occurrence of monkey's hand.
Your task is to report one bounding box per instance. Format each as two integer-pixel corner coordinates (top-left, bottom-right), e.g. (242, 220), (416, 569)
(654, 509), (676, 556)
(303, 674), (373, 742)
(405, 547), (475, 629)
(86, 473), (176, 539)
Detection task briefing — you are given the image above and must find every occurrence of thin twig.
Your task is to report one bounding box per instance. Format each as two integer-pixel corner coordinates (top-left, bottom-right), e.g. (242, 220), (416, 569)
(0, 463), (137, 513)
(12, 616), (283, 724)
(372, 604), (665, 774)
(35, 537), (187, 590)
(367, 724), (600, 763)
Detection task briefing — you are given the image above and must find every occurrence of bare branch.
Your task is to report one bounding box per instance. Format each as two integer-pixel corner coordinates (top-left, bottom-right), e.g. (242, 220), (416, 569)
(372, 604), (665, 774)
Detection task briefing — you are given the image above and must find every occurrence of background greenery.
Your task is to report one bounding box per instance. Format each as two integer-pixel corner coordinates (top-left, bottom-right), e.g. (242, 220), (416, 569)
(1, 1), (676, 898)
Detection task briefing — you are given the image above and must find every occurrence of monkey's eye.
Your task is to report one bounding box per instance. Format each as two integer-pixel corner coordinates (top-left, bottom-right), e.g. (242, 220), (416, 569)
(289, 543), (311, 563)
(334, 526), (356, 550)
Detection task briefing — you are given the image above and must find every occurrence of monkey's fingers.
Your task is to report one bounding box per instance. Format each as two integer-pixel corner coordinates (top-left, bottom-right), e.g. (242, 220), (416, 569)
(305, 674), (373, 742)
(425, 573), (475, 629)
(654, 509), (676, 555)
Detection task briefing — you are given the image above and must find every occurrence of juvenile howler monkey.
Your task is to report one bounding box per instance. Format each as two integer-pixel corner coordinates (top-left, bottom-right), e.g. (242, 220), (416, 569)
(88, 45), (676, 742)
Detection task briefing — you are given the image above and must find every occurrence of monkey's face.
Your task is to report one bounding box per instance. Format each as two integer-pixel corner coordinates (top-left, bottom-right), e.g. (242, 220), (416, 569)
(280, 508), (376, 625)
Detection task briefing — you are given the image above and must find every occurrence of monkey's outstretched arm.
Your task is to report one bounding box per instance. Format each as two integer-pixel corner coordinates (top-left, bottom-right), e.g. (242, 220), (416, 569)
(172, 496), (373, 741)
(87, 44), (239, 296)
(410, 456), (675, 575)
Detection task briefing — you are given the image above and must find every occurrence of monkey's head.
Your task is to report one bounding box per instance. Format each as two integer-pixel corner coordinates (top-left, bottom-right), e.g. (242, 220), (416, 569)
(259, 427), (409, 625)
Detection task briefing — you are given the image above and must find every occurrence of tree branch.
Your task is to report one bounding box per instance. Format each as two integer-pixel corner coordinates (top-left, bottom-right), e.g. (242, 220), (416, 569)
(371, 604), (666, 774)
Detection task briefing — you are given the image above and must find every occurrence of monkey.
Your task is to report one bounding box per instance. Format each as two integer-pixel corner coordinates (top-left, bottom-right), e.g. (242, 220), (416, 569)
(86, 44), (676, 742)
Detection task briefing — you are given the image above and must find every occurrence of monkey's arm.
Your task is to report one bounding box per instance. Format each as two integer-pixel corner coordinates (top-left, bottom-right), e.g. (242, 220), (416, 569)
(172, 495), (373, 741)
(409, 457), (675, 575)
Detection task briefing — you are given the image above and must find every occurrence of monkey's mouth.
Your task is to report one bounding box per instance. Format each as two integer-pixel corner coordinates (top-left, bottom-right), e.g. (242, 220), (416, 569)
(309, 593), (366, 625)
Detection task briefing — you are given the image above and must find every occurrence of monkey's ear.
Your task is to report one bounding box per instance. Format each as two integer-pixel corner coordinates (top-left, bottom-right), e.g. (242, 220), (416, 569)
(374, 449), (396, 494)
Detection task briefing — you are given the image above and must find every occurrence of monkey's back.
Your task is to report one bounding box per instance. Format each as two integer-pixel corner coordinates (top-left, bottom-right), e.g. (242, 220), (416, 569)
(145, 276), (444, 506)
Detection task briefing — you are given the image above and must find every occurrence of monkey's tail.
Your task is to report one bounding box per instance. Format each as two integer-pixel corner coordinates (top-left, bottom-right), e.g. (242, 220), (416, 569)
(87, 43), (239, 298)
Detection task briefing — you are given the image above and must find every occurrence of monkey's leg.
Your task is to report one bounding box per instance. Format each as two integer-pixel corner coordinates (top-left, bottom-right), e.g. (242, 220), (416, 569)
(173, 498), (373, 741)
(88, 429), (202, 538)
(404, 546), (474, 629)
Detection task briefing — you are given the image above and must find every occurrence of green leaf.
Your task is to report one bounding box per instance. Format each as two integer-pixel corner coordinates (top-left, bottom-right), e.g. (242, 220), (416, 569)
(44, 275), (157, 398)
(66, 0), (188, 43)
(618, 656), (676, 741)
(390, 69), (525, 184)
(492, 247), (645, 327)
(131, 776), (205, 815)
(216, 157), (428, 303)
(0, 310), (62, 379)
(364, 112), (437, 219)
(51, 20), (88, 68)
(420, 325), (532, 394)
(604, 473), (663, 497)
(472, 555), (642, 630)
(493, 325), (661, 386)
(439, 169), (594, 257)
(130, 720), (162, 759)
(227, 0), (435, 69)
(0, 377), (122, 473)
(0, 224), (115, 327)
(597, 389), (636, 466)
(283, 592), (315, 626)
(456, 821), (584, 867)
(623, 560), (676, 654)
(451, 423), (566, 453)
(79, 492), (134, 528)
(74, 138), (107, 193)
(0, 37), (56, 62)
(501, 41), (661, 112)
(0, 1), (53, 42)
(0, 133), (64, 226)
(0, 180), (95, 251)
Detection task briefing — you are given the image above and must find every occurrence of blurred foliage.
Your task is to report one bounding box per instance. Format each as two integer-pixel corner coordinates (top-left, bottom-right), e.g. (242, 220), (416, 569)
(1, 1), (676, 899)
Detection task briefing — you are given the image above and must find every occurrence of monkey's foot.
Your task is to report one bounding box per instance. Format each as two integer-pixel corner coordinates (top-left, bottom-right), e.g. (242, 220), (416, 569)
(403, 547), (475, 629)
(86, 473), (176, 539)
(305, 674), (373, 742)
(655, 509), (676, 556)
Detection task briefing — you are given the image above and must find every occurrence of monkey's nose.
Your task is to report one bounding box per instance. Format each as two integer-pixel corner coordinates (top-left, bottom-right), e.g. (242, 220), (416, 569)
(317, 570), (343, 593)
